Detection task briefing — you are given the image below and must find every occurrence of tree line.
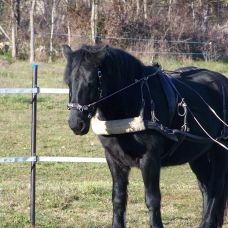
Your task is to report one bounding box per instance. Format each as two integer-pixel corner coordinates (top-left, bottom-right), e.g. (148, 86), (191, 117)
(0, 0), (228, 62)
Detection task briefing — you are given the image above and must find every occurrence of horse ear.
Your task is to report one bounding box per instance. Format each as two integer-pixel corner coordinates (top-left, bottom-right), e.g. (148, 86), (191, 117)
(94, 45), (108, 63)
(62, 44), (72, 61)
(86, 45), (108, 66)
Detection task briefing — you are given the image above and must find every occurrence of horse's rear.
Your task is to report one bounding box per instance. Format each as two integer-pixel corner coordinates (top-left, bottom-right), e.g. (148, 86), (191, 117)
(189, 139), (228, 228)
(165, 68), (228, 227)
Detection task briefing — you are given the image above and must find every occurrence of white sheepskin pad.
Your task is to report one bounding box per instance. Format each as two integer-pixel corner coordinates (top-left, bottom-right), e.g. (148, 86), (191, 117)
(91, 114), (146, 135)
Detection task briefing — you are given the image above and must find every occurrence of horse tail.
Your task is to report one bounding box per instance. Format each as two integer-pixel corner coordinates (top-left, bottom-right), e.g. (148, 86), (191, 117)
(218, 169), (228, 227)
(224, 170), (228, 225)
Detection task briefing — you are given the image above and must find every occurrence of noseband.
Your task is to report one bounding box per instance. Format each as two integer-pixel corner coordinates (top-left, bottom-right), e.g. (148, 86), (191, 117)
(67, 103), (89, 112)
(67, 69), (102, 118)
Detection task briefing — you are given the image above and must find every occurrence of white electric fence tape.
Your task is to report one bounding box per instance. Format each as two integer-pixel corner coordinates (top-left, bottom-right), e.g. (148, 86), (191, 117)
(0, 88), (69, 94)
(0, 87), (106, 164)
(0, 88), (38, 93)
(38, 88), (69, 94)
(0, 157), (106, 163)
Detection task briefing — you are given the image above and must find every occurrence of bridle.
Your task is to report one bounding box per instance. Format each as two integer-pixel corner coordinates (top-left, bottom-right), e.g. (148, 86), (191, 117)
(67, 69), (102, 118)
(66, 68), (160, 118)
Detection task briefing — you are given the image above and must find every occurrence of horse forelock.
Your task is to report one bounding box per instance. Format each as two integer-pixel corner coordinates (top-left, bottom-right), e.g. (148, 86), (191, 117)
(64, 49), (87, 84)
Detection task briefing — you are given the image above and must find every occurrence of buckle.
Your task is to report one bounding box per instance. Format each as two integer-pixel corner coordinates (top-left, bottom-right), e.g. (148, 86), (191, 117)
(67, 103), (74, 110)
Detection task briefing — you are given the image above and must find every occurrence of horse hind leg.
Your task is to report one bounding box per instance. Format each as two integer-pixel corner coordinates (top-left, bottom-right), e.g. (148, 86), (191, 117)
(195, 145), (228, 228)
(216, 169), (228, 227)
(189, 153), (212, 225)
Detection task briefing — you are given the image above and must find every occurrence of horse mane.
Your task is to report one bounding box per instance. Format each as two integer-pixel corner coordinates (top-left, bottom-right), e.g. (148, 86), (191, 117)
(81, 44), (146, 86)
(65, 43), (157, 98)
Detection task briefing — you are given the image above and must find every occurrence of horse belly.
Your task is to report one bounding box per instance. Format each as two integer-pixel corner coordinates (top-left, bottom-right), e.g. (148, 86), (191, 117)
(161, 140), (213, 166)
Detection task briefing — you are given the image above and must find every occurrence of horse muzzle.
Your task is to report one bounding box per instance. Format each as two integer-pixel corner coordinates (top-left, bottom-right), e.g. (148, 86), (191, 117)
(68, 116), (90, 135)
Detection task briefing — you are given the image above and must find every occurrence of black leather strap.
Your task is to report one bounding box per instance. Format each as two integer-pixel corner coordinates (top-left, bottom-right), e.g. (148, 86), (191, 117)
(144, 120), (211, 143)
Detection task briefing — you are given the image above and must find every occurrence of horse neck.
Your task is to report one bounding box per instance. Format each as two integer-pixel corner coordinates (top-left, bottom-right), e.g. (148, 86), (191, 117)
(96, 65), (163, 121)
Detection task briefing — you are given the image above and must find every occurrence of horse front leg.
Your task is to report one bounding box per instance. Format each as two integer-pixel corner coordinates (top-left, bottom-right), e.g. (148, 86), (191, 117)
(105, 150), (130, 228)
(140, 151), (163, 228)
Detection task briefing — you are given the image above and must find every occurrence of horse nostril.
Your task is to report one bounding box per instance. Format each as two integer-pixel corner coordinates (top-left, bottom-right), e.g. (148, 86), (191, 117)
(78, 120), (86, 131)
(68, 117), (88, 135)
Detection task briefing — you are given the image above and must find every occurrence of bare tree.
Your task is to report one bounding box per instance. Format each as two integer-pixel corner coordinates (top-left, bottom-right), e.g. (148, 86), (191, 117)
(91, 0), (99, 44)
(143, 0), (147, 19)
(65, 0), (71, 46)
(75, 0), (79, 10)
(49, 0), (61, 62)
(30, 0), (36, 63)
(0, 26), (11, 42)
(204, 1), (210, 40)
(10, 0), (21, 59)
(1, 0), (228, 61)
(11, 0), (17, 59)
(191, 1), (195, 30)
(136, 0), (140, 15)
(168, 0), (172, 20)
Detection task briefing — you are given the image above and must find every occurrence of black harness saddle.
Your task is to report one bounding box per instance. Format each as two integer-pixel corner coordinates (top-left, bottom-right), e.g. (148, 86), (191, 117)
(143, 67), (228, 158)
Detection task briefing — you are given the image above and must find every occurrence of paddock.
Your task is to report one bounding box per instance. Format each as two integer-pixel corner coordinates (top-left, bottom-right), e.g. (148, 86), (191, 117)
(0, 63), (226, 227)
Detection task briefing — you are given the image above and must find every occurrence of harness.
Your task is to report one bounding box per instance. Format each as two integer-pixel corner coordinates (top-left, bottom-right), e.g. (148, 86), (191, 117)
(67, 67), (228, 155)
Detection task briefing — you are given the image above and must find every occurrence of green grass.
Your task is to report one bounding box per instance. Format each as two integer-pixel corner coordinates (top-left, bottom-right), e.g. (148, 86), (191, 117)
(0, 52), (13, 62)
(0, 58), (228, 227)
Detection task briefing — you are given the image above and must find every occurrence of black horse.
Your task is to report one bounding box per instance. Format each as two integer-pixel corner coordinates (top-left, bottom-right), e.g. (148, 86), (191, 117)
(62, 44), (228, 228)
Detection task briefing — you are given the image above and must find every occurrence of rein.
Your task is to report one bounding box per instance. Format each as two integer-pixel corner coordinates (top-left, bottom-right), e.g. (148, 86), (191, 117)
(164, 70), (228, 151)
(162, 69), (228, 151)
(67, 69), (160, 117)
(67, 67), (228, 151)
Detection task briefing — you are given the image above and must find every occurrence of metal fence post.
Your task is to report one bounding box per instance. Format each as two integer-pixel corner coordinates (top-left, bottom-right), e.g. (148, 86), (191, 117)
(31, 63), (38, 228)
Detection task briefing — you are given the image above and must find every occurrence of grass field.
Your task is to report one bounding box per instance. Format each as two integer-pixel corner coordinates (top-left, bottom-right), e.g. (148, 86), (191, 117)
(0, 57), (228, 227)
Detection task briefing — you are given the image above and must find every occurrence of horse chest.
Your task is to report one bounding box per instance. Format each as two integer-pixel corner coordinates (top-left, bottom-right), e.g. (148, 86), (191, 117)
(99, 132), (165, 166)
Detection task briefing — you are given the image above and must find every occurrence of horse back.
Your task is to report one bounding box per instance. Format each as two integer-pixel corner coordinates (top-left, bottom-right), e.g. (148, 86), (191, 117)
(161, 67), (228, 165)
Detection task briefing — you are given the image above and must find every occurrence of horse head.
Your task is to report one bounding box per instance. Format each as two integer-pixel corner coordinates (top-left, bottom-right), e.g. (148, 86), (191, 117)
(62, 44), (107, 135)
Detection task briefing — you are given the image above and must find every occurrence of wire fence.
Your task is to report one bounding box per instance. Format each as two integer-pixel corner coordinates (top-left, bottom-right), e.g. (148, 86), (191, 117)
(37, 32), (211, 44)
(35, 32), (215, 59)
